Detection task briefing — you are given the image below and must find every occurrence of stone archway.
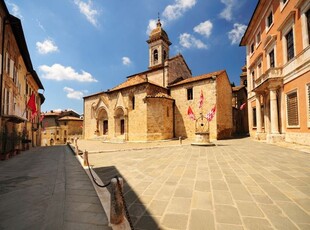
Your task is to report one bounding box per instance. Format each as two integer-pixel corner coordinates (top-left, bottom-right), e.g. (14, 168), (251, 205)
(97, 107), (109, 136)
(114, 107), (126, 138)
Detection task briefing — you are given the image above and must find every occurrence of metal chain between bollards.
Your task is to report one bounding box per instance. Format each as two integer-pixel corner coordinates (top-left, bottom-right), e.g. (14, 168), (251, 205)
(86, 153), (111, 188)
(116, 177), (135, 230)
(85, 153), (134, 229)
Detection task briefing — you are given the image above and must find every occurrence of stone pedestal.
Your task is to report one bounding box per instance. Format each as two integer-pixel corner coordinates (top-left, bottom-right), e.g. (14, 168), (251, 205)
(267, 133), (285, 143)
(191, 132), (215, 146)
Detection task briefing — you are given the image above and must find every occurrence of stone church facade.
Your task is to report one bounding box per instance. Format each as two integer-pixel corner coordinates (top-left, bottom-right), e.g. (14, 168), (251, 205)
(83, 19), (233, 142)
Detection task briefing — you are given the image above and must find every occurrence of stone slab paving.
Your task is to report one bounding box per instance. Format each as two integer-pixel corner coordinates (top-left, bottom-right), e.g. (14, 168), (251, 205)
(80, 137), (310, 230)
(0, 145), (112, 230)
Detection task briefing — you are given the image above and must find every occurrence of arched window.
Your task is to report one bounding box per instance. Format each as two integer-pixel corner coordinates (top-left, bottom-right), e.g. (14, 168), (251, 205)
(163, 50), (167, 60)
(153, 49), (158, 62)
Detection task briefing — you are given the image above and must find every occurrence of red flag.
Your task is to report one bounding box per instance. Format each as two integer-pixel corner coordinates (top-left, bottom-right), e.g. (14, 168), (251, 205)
(199, 90), (204, 109)
(205, 105), (216, 122)
(27, 93), (37, 115)
(240, 102), (246, 110)
(187, 106), (196, 121)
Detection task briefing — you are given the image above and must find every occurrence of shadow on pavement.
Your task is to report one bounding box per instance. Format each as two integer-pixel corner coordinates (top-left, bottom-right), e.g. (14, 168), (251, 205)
(93, 166), (159, 230)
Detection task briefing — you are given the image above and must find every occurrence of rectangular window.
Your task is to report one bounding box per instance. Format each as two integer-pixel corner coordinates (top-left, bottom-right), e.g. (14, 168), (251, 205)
(257, 62), (262, 78)
(6, 90), (9, 114)
(287, 91), (299, 126)
(251, 70), (255, 89)
(256, 31), (261, 45)
(286, 29), (295, 61)
(132, 96), (135, 110)
(267, 12), (273, 28)
(251, 43), (254, 53)
(187, 88), (193, 100)
(269, 49), (275, 68)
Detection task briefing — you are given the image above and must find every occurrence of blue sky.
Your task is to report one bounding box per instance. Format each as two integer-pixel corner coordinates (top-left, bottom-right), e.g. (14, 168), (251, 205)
(5, 0), (257, 114)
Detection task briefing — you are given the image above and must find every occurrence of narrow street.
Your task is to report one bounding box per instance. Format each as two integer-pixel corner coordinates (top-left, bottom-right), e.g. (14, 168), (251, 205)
(0, 145), (111, 230)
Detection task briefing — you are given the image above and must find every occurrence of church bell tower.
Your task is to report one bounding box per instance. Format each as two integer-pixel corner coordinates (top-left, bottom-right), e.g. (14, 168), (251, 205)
(147, 18), (172, 69)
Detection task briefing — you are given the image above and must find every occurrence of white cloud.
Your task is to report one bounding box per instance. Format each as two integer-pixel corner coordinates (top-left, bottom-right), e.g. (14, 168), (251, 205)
(146, 19), (157, 35)
(122, 57), (131, 66)
(36, 39), (59, 54)
(179, 33), (207, 49)
(6, 2), (23, 19)
(74, 0), (99, 27)
(228, 23), (247, 45)
(193, 20), (213, 38)
(219, 0), (235, 21)
(163, 0), (196, 21)
(39, 64), (98, 82)
(36, 19), (46, 32)
(63, 87), (84, 100)
(146, 19), (167, 35)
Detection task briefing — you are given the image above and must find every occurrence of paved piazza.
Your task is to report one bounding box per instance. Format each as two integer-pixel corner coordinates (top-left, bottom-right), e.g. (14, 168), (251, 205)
(79, 138), (310, 230)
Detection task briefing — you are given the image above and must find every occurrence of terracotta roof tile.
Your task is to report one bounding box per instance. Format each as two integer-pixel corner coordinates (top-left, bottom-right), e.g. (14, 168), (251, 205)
(58, 116), (83, 121)
(169, 70), (225, 87)
(232, 85), (246, 91)
(109, 75), (147, 91)
(146, 92), (174, 100)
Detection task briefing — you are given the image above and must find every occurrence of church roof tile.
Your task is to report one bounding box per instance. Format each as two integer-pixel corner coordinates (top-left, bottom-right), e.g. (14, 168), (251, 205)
(169, 70), (226, 87)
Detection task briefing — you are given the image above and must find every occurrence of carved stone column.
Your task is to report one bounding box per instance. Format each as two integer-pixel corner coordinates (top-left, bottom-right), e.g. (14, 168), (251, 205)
(270, 88), (279, 134)
(255, 94), (262, 133)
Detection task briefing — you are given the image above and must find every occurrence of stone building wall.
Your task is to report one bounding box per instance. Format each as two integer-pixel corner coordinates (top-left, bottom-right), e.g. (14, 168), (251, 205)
(146, 97), (174, 140)
(126, 85), (148, 141)
(171, 79), (217, 140)
(83, 94), (101, 139)
(216, 72), (233, 139)
(168, 55), (192, 85)
(147, 70), (165, 87)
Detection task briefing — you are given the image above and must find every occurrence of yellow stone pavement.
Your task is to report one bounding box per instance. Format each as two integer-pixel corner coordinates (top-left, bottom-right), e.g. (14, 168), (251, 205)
(74, 137), (310, 230)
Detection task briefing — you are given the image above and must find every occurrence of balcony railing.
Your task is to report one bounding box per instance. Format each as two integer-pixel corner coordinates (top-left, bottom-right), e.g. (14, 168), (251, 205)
(254, 67), (282, 89)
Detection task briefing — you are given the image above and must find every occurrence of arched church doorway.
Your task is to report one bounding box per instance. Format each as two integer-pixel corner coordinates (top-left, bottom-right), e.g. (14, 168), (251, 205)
(97, 108), (108, 136)
(114, 107), (126, 137)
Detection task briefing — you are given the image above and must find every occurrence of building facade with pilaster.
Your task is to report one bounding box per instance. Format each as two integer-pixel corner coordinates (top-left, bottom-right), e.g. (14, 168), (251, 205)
(0, 0), (44, 155)
(240, 0), (310, 145)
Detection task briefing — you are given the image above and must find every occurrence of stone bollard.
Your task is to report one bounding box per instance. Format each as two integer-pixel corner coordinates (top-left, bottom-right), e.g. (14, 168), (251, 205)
(179, 136), (182, 145)
(83, 150), (88, 167)
(74, 137), (79, 155)
(75, 144), (79, 155)
(110, 177), (124, 225)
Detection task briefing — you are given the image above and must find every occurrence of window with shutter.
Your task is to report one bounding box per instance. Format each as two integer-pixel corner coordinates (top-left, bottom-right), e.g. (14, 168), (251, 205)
(286, 91), (299, 126)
